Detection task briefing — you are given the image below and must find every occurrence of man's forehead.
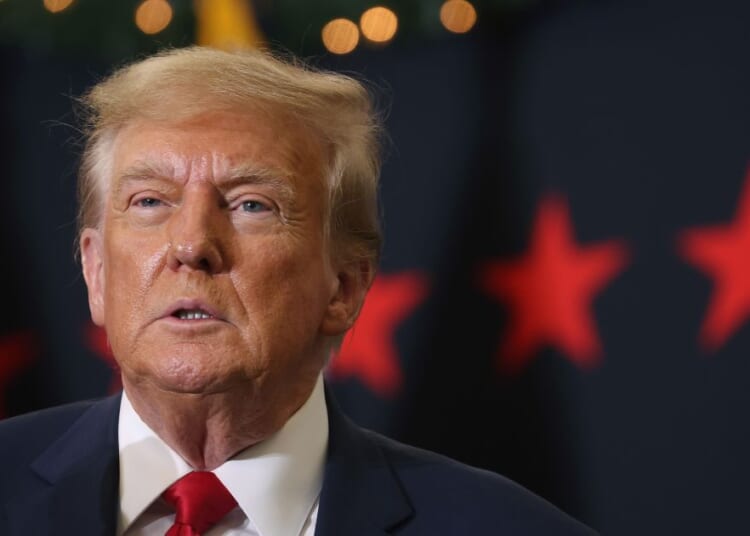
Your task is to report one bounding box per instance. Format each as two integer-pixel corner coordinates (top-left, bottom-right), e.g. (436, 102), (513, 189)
(115, 154), (292, 185)
(108, 113), (318, 190)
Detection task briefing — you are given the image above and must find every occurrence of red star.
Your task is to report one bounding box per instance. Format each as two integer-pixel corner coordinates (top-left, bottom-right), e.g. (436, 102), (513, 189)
(328, 272), (428, 397)
(84, 322), (122, 393)
(479, 195), (629, 373)
(0, 331), (37, 418)
(678, 165), (750, 351)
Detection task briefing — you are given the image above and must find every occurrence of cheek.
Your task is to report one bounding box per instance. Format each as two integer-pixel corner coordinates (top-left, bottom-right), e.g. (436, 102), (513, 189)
(232, 240), (332, 328)
(103, 232), (167, 331)
(108, 242), (164, 291)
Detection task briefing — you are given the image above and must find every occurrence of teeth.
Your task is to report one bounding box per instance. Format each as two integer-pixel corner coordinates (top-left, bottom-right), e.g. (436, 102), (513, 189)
(177, 309), (212, 320)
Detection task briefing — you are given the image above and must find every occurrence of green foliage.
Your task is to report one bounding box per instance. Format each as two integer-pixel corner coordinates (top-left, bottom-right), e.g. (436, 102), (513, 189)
(0, 0), (194, 62)
(0, 0), (537, 61)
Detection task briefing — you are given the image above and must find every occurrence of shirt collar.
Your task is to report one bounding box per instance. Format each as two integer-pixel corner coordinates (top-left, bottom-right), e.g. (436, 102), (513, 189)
(117, 375), (328, 536)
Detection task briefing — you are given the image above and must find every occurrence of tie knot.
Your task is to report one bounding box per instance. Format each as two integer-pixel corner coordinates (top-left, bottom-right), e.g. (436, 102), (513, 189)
(163, 471), (238, 535)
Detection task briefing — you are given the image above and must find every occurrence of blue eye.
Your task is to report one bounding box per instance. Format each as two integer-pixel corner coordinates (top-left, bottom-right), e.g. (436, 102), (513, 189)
(241, 200), (268, 213)
(136, 197), (162, 207)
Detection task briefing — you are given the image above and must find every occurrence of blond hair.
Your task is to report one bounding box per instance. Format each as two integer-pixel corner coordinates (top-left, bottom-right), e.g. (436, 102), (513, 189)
(77, 46), (383, 268)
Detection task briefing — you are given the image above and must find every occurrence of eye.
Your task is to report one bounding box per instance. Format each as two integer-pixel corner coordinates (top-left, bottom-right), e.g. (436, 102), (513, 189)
(241, 200), (270, 213)
(134, 197), (163, 208)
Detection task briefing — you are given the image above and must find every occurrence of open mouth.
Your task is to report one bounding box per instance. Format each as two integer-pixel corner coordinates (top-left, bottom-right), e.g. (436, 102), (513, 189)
(172, 308), (215, 320)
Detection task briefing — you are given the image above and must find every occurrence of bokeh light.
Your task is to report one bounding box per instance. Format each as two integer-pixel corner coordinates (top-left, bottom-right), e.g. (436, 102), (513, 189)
(135, 0), (173, 35)
(359, 6), (398, 44)
(322, 18), (360, 55)
(43, 0), (74, 13)
(440, 0), (477, 34)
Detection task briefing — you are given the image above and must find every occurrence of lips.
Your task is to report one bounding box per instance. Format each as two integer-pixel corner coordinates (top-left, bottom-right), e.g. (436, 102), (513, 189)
(162, 299), (226, 322)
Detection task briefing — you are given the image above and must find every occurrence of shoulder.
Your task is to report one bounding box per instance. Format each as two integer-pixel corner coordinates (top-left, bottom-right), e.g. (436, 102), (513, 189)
(0, 398), (121, 534)
(0, 399), (106, 475)
(362, 429), (597, 535)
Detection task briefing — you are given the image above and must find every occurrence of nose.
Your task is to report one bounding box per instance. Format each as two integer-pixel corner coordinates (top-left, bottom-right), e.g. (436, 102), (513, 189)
(166, 188), (226, 274)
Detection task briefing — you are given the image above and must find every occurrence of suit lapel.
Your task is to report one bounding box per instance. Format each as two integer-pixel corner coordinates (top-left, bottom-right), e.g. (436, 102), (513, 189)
(315, 387), (413, 536)
(7, 388), (412, 535)
(8, 395), (121, 535)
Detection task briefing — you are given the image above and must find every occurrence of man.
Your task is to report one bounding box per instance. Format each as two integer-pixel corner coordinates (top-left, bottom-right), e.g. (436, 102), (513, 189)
(0, 47), (596, 535)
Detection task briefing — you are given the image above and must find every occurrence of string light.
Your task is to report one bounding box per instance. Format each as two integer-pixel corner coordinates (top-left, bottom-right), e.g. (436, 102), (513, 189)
(43, 0), (74, 13)
(440, 0), (477, 34)
(135, 0), (173, 35)
(322, 18), (360, 55)
(359, 6), (398, 44)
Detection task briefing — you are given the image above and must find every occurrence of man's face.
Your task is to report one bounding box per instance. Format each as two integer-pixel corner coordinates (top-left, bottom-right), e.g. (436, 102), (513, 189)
(81, 110), (359, 401)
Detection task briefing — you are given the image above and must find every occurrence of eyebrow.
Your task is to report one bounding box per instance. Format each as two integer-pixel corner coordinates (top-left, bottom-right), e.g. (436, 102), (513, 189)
(219, 162), (297, 205)
(113, 161), (297, 206)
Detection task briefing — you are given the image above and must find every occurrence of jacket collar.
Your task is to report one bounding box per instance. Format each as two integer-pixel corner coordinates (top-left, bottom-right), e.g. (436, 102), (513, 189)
(13, 394), (121, 535)
(315, 386), (413, 536)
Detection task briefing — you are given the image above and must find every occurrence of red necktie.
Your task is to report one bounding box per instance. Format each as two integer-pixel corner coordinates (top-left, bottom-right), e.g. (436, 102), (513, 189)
(162, 471), (238, 536)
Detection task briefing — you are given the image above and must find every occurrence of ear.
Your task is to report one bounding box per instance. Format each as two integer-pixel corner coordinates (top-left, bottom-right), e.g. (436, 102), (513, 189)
(320, 260), (374, 337)
(80, 228), (106, 327)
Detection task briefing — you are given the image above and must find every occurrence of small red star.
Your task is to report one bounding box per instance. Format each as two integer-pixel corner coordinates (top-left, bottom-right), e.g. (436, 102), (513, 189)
(328, 272), (429, 397)
(678, 164), (750, 351)
(0, 331), (37, 418)
(84, 322), (122, 393)
(479, 195), (629, 373)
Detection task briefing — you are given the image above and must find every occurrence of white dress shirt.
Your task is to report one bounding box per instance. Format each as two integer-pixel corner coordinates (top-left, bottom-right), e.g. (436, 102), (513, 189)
(117, 375), (329, 536)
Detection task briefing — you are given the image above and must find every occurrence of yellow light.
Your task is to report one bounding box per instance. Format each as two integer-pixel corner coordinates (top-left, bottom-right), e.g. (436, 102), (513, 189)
(194, 0), (265, 50)
(440, 0), (477, 34)
(359, 6), (398, 44)
(135, 0), (173, 35)
(322, 18), (360, 55)
(43, 0), (74, 13)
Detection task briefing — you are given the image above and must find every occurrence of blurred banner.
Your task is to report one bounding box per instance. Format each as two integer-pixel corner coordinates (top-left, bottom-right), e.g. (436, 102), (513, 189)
(1, 0), (749, 534)
(195, 0), (264, 49)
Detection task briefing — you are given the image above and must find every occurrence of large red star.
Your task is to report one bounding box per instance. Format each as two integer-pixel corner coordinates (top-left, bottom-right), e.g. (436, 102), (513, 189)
(678, 165), (750, 351)
(479, 195), (629, 373)
(328, 272), (428, 397)
(0, 331), (37, 418)
(84, 322), (122, 393)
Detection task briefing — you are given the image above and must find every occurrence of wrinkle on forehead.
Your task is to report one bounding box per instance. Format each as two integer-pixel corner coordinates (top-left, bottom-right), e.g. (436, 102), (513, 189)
(116, 155), (294, 185)
(110, 111), (325, 186)
(114, 158), (298, 209)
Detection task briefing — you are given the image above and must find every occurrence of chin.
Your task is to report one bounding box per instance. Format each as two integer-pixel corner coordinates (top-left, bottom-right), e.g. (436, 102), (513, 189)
(138, 354), (244, 395)
(153, 374), (225, 395)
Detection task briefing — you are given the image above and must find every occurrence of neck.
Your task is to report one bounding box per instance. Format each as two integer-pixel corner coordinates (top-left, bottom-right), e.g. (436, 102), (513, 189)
(122, 376), (318, 470)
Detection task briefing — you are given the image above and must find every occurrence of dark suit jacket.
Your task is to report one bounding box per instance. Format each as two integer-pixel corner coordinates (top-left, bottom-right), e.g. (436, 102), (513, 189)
(0, 389), (596, 535)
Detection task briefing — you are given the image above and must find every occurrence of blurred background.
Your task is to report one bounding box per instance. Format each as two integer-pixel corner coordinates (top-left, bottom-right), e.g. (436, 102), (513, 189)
(1, 0), (749, 533)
